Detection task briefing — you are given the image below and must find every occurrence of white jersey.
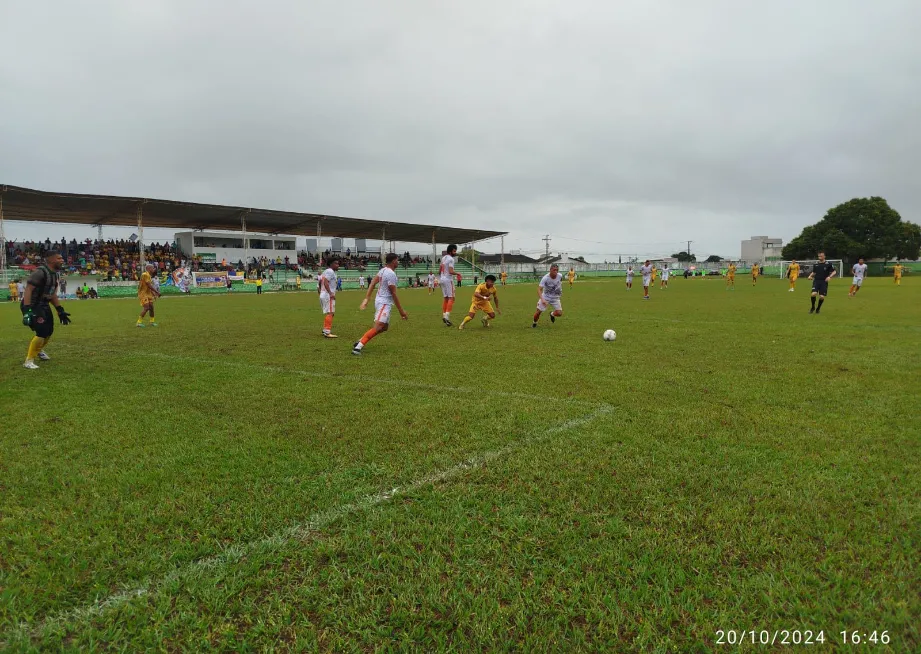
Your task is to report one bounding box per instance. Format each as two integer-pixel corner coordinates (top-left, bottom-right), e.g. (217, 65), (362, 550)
(640, 265), (653, 280)
(358, 276), (366, 288)
(320, 268), (337, 295)
(852, 263), (867, 280)
(539, 273), (563, 299)
(440, 255), (456, 282)
(17, 282), (25, 295)
(661, 268), (670, 280)
(151, 277), (160, 293)
(376, 267), (399, 303)
(427, 274), (435, 287)
(626, 269), (634, 279)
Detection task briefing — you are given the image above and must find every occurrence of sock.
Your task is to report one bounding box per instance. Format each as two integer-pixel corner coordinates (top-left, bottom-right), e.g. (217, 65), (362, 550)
(461, 316), (473, 327)
(446, 298), (454, 313)
(442, 299), (448, 313)
(817, 298), (824, 310)
(533, 311), (541, 323)
(811, 296), (817, 309)
(41, 336), (51, 353)
(359, 328), (378, 346)
(137, 317), (144, 323)
(324, 314), (333, 331)
(27, 336), (44, 361)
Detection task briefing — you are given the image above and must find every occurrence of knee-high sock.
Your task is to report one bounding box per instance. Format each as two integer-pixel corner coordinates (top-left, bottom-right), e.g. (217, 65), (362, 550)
(533, 311), (541, 323)
(442, 298), (448, 312)
(27, 336), (44, 360)
(360, 328), (378, 345)
(461, 315), (473, 326)
(817, 297), (825, 309)
(811, 296), (817, 309)
(446, 298), (454, 313)
(324, 314), (333, 331)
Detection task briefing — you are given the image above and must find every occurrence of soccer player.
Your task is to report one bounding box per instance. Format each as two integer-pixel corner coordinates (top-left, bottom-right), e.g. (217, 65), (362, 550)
(459, 274), (501, 329)
(136, 263), (161, 327)
(893, 262), (903, 285)
(787, 260), (800, 292)
(319, 257), (340, 338)
(640, 260), (653, 299)
(427, 272), (436, 295)
(358, 275), (366, 290)
(439, 244), (459, 326)
(660, 266), (670, 289)
(751, 262), (760, 285)
(17, 279), (25, 301)
(726, 262), (736, 290)
(808, 252), (837, 314)
(500, 270), (508, 286)
(21, 251), (71, 370)
(849, 258), (868, 297)
(625, 265), (634, 290)
(353, 253), (407, 355)
(295, 275), (301, 291)
(256, 276), (263, 294)
(532, 264), (564, 326)
(567, 267), (576, 288)
(9, 279), (19, 302)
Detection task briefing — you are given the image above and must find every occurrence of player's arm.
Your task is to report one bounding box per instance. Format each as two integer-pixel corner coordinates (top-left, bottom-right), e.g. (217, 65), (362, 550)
(359, 276), (379, 310)
(828, 268), (837, 280)
(390, 284), (407, 319)
(493, 291), (501, 313)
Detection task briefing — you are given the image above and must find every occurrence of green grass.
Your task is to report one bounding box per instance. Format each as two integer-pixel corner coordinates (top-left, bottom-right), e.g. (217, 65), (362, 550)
(1, 276), (919, 651)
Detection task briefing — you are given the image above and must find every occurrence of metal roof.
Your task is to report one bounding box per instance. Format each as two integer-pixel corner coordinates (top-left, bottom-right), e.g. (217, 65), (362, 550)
(0, 185), (506, 244)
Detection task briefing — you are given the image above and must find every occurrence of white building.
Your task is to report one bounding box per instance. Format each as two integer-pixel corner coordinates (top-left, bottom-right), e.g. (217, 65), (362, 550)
(175, 231), (296, 265)
(741, 236), (783, 263)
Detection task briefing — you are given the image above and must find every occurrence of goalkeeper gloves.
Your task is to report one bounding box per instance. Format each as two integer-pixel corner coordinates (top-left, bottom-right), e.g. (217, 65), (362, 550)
(56, 306), (72, 325)
(21, 307), (34, 328)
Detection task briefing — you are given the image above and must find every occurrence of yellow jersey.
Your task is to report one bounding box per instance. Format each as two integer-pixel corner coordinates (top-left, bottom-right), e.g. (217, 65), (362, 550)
(568, 271), (576, 281)
(470, 283), (497, 311)
(138, 271), (155, 303)
(727, 264), (736, 277)
(751, 265), (759, 276)
(788, 263), (800, 278)
(894, 265), (903, 277)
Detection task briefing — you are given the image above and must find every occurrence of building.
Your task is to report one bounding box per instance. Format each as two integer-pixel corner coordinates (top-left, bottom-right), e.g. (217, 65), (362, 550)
(536, 253), (593, 270)
(175, 231), (296, 265)
(741, 236), (783, 263)
(304, 238), (318, 254)
(477, 253), (538, 265)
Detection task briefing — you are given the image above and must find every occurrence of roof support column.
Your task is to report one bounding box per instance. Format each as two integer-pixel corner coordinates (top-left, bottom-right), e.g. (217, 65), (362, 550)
(432, 231), (437, 270)
(501, 235), (505, 267)
(316, 219), (322, 257)
(241, 211), (249, 268)
(0, 192), (6, 285)
(381, 226), (386, 260)
(137, 202), (145, 270)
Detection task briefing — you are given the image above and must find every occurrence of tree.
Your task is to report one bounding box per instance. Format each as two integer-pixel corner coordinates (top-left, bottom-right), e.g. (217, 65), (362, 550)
(782, 197), (921, 264)
(705, 255), (723, 263)
(671, 251), (697, 262)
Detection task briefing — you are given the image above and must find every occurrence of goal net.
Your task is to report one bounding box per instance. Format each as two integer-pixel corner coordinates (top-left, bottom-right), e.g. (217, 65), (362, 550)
(778, 260), (844, 279)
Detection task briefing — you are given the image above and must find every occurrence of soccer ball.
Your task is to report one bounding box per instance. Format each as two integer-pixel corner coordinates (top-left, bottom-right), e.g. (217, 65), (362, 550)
(603, 329), (617, 341)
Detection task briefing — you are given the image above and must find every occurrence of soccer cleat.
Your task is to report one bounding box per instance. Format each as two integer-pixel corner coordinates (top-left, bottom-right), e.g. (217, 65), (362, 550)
(443, 318), (453, 327)
(149, 322), (158, 327)
(324, 333), (338, 338)
(38, 351), (51, 361)
(809, 308), (815, 314)
(23, 360), (39, 370)
(481, 318), (489, 328)
(458, 323), (465, 330)
(136, 322), (146, 328)
(351, 342), (362, 355)
(532, 322), (537, 328)
(550, 314), (556, 323)
(815, 309), (821, 314)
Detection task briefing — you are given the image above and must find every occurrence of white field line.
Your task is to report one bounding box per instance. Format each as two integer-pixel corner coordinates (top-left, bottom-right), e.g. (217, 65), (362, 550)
(7, 404), (613, 643)
(132, 352), (601, 405)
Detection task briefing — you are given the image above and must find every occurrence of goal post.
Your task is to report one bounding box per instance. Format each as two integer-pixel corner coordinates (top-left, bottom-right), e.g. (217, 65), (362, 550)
(779, 260), (844, 279)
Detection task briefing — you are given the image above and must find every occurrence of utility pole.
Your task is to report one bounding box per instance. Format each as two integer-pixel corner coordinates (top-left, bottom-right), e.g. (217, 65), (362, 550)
(687, 240), (693, 258)
(542, 234), (551, 257)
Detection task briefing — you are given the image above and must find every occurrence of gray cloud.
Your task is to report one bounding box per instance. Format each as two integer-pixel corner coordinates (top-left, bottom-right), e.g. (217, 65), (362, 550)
(2, 0), (919, 259)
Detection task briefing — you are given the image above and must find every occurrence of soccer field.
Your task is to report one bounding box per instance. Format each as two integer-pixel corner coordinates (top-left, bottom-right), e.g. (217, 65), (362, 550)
(1, 276), (919, 651)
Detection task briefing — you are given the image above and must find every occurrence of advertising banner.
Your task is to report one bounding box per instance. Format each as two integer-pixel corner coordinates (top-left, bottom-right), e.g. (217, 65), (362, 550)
(193, 271), (227, 288)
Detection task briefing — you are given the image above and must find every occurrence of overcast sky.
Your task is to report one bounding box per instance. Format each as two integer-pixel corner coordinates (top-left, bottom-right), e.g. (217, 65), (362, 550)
(2, 0), (919, 260)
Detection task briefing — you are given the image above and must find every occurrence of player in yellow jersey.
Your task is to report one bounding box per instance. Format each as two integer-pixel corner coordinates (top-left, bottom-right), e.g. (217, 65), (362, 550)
(751, 263), (760, 285)
(786, 260), (800, 291)
(458, 274), (501, 329)
(567, 267), (576, 288)
(136, 264), (161, 327)
(726, 262), (736, 290)
(9, 279), (19, 302)
(893, 263), (903, 285)
(500, 270), (508, 286)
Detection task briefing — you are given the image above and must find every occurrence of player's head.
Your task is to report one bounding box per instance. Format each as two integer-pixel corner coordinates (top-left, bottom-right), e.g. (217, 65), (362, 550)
(485, 274), (496, 287)
(328, 257), (340, 271)
(145, 263), (155, 272)
(385, 252), (399, 268)
(817, 251), (826, 262)
(549, 264), (559, 277)
(446, 244), (457, 255)
(44, 250), (64, 271)
(858, 257), (865, 264)
(644, 260), (650, 266)
(792, 259), (797, 263)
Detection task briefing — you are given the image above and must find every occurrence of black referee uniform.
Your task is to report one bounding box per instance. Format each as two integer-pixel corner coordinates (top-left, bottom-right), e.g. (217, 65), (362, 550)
(810, 261), (836, 313)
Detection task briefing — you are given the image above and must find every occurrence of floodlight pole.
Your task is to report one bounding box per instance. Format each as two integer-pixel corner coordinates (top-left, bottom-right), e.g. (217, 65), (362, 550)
(432, 231), (437, 268)
(501, 235), (505, 267)
(137, 201), (145, 269)
(0, 192), (6, 285)
(316, 219), (322, 258)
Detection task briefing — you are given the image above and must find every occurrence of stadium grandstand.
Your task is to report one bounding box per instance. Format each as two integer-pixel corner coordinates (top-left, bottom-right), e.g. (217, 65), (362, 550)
(1, 185), (505, 298)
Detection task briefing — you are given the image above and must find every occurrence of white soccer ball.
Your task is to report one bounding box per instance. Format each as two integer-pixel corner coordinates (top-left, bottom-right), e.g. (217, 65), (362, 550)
(603, 329), (617, 341)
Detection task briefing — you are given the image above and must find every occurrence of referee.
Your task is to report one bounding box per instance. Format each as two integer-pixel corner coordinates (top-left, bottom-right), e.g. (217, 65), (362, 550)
(808, 251), (837, 314)
(21, 250), (72, 369)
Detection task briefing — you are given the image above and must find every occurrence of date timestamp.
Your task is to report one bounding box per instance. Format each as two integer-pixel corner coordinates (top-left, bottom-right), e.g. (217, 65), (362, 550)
(715, 630), (891, 646)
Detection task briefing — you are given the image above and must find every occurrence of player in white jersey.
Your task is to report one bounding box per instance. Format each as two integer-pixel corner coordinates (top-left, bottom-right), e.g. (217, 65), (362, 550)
(660, 266), (670, 289)
(625, 266), (634, 290)
(354, 253), (407, 355)
(319, 257), (340, 338)
(427, 272), (436, 295)
(532, 264), (564, 327)
(358, 275), (366, 289)
(640, 260), (653, 299)
(849, 258), (868, 297)
(439, 244), (459, 326)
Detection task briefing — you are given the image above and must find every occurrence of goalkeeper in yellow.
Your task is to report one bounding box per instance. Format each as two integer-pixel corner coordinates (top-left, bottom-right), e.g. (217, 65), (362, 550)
(458, 274), (501, 329)
(786, 260), (800, 291)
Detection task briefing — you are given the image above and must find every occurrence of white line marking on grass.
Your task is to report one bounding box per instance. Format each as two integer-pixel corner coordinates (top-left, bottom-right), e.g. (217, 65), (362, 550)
(7, 404), (613, 643)
(132, 351), (599, 405)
